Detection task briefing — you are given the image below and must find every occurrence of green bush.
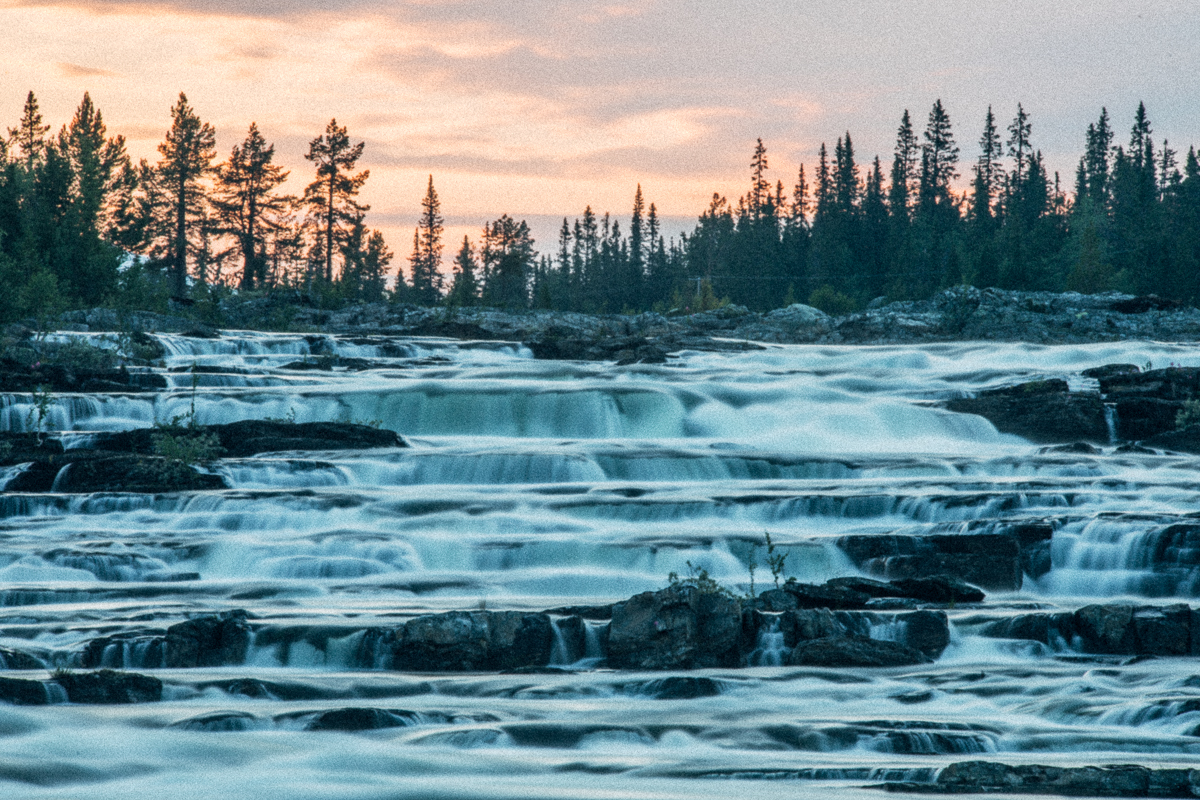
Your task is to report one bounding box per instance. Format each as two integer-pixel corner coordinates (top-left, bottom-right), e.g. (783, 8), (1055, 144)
(807, 285), (858, 315)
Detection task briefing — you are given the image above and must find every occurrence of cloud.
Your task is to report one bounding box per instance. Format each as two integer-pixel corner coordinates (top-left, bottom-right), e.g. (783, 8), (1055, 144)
(56, 61), (120, 78)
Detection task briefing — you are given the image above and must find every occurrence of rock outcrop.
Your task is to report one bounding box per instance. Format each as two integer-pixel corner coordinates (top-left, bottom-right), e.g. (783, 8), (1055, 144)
(885, 760), (1200, 797)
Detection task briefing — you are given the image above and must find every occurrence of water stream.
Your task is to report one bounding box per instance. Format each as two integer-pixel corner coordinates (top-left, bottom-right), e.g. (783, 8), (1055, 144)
(1, 332), (1199, 798)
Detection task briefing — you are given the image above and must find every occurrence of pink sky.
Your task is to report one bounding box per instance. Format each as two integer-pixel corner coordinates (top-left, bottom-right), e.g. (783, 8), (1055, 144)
(3, 0), (1197, 256)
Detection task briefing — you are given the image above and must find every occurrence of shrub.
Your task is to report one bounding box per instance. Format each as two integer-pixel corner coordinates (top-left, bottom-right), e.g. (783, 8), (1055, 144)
(807, 285), (857, 315)
(1176, 399), (1200, 430)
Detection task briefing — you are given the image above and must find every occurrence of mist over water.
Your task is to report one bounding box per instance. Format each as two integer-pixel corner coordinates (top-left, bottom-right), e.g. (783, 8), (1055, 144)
(2, 333), (1200, 798)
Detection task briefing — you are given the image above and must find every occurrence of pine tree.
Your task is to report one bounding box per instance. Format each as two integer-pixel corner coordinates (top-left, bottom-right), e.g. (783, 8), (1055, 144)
(971, 106), (1005, 224)
(409, 175), (444, 304)
(447, 235), (479, 306)
(834, 133), (860, 214)
(480, 214), (535, 308)
(921, 99), (960, 202)
(212, 123), (290, 290)
(156, 93), (216, 297)
(750, 138), (770, 216)
(889, 110), (919, 218)
(8, 92), (49, 168)
(302, 118), (368, 284)
(1006, 104), (1033, 186)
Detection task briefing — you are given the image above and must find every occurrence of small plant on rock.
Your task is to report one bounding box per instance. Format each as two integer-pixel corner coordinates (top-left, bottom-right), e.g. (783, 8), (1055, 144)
(1176, 399), (1200, 430)
(26, 385), (54, 444)
(668, 561), (736, 598)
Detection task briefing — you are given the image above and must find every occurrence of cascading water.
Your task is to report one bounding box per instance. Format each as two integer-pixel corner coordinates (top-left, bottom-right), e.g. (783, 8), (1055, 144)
(2, 332), (1200, 799)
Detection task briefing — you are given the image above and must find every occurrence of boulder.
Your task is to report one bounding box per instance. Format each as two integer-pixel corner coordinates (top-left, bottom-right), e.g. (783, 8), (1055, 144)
(1141, 425), (1200, 454)
(302, 707), (419, 731)
(1132, 604), (1191, 656)
(53, 669), (162, 704)
(900, 610), (951, 658)
(943, 380), (1109, 443)
(0, 676), (49, 705)
(775, 608), (840, 648)
(780, 582), (871, 609)
(0, 648), (43, 670)
(836, 529), (1044, 592)
(607, 585), (742, 670)
(392, 611), (553, 672)
(165, 610), (251, 668)
(1074, 604), (1136, 654)
(788, 635), (930, 668)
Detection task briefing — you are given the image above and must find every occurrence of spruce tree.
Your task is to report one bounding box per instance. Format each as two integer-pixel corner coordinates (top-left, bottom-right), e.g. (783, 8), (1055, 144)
(447, 235), (479, 306)
(156, 93), (216, 297)
(409, 175), (444, 304)
(302, 118), (368, 284)
(8, 91), (49, 168)
(1006, 104), (1033, 186)
(212, 123), (290, 290)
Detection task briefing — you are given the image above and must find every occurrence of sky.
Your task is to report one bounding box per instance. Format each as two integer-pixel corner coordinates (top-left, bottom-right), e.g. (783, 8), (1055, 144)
(2, 0), (1198, 258)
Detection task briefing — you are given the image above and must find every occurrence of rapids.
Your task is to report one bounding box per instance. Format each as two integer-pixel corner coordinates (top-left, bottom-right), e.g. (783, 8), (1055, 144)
(2, 331), (1200, 798)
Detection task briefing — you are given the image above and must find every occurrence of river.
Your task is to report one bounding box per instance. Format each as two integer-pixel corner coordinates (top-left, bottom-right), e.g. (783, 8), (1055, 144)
(0, 332), (1198, 798)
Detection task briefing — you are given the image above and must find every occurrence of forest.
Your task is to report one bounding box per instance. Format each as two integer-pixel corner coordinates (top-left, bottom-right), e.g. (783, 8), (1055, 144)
(1, 90), (1198, 323)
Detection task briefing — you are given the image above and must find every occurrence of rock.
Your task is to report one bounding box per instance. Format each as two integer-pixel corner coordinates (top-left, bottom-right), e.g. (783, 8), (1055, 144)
(165, 610), (251, 668)
(302, 707), (419, 731)
(1082, 364), (1141, 380)
(894, 760), (1199, 798)
(93, 420), (406, 457)
(1141, 425), (1200, 454)
(52, 455), (228, 493)
(53, 669), (162, 703)
(900, 610), (951, 658)
(0, 648), (43, 670)
(825, 576), (908, 598)
(1074, 604), (1136, 654)
(836, 529), (1046, 592)
(980, 612), (1077, 646)
(943, 380), (1109, 443)
(607, 586), (742, 670)
(776, 608), (840, 648)
(781, 582), (871, 609)
(484, 612), (554, 671)
(0, 676), (49, 705)
(888, 576), (985, 604)
(634, 676), (722, 699)
(171, 711), (261, 732)
(1132, 604), (1191, 656)
(788, 636), (930, 668)
(392, 611), (553, 672)
(1110, 295), (1182, 314)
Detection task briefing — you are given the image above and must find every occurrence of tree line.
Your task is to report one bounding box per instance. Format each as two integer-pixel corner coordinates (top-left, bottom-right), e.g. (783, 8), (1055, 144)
(1, 90), (1198, 324)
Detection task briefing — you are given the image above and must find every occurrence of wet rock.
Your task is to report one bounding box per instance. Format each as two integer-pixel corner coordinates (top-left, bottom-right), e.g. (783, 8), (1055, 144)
(1141, 425), (1200, 454)
(607, 585), (742, 670)
(1110, 294), (1183, 314)
(302, 707), (420, 731)
(788, 635), (930, 668)
(0, 676), (49, 705)
(900, 610), (951, 659)
(52, 455), (229, 493)
(885, 759), (1199, 797)
(0, 648), (43, 670)
(980, 612), (1077, 647)
(1082, 364), (1141, 380)
(485, 611), (554, 671)
(775, 608), (840, 648)
(825, 576), (908, 598)
(943, 380), (1109, 444)
(1074, 604), (1136, 654)
(171, 711), (261, 732)
(1038, 441), (1103, 454)
(93, 420), (406, 457)
(1132, 604), (1191, 656)
(53, 669), (162, 704)
(781, 582), (872, 609)
(836, 530), (1042, 592)
(888, 576), (985, 604)
(633, 676), (722, 699)
(165, 610), (251, 668)
(393, 611), (553, 672)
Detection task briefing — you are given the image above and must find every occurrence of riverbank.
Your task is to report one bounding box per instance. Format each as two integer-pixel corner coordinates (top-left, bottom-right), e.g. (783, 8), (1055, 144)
(32, 288), (1200, 360)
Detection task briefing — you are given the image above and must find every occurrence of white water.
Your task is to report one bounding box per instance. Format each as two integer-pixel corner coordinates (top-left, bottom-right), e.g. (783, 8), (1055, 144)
(2, 332), (1200, 798)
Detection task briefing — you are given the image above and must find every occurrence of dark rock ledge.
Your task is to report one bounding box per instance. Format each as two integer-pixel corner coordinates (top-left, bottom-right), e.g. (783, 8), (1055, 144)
(942, 364), (1200, 448)
(0, 420), (406, 494)
(883, 760), (1200, 798)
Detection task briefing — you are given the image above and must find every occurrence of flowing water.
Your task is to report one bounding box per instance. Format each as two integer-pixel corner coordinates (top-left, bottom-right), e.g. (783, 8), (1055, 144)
(2, 332), (1200, 798)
